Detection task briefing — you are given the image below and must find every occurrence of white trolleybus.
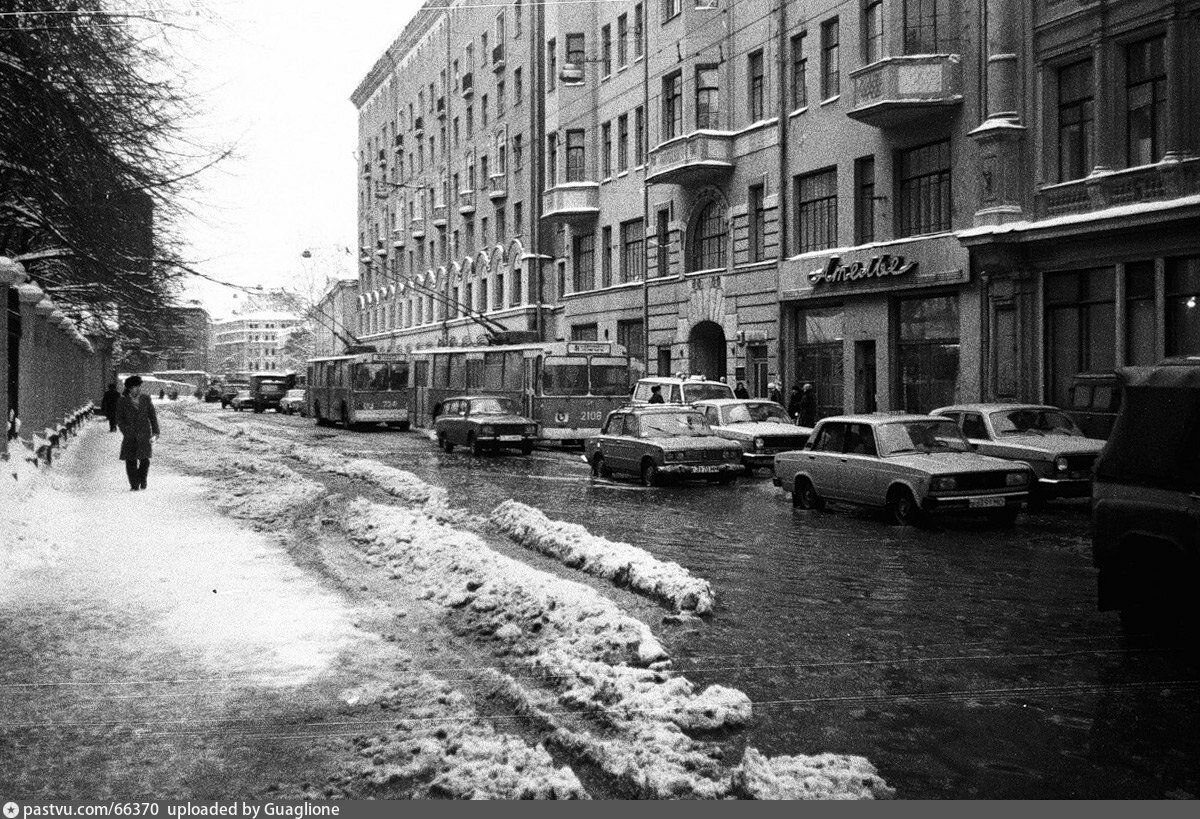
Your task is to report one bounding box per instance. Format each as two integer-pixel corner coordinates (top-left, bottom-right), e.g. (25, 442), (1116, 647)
(409, 341), (634, 444)
(306, 350), (411, 429)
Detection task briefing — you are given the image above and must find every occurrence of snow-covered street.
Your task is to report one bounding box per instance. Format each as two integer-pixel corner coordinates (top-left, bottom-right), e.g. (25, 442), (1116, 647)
(0, 409), (893, 799)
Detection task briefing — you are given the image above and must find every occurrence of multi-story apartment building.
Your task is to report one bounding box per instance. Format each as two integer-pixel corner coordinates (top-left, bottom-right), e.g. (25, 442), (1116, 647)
(312, 278), (361, 357)
(211, 311), (303, 374)
(353, 0), (1200, 414)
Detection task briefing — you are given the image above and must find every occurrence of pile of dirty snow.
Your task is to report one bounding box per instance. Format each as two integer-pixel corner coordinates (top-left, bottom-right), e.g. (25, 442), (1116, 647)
(490, 500), (715, 613)
(728, 748), (894, 800)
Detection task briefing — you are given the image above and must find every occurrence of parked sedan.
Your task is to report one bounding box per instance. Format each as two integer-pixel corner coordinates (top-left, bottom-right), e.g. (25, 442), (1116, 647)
(694, 399), (812, 472)
(931, 403), (1104, 504)
(774, 414), (1034, 526)
(434, 396), (538, 455)
(279, 388), (307, 416)
(585, 405), (744, 486)
(229, 389), (255, 412)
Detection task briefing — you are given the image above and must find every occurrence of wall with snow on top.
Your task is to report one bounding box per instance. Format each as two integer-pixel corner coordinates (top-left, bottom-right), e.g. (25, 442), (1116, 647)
(490, 500), (716, 614)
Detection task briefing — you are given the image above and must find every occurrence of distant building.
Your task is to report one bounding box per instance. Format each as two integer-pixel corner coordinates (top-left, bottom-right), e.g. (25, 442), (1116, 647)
(312, 278), (360, 357)
(156, 305), (211, 372)
(211, 311), (303, 374)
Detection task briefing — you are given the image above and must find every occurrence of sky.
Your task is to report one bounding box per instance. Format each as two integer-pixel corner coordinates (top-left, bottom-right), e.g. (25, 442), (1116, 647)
(158, 0), (426, 319)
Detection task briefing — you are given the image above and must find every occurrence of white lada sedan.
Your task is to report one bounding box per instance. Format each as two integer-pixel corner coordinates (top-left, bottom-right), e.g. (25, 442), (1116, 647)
(773, 414), (1035, 526)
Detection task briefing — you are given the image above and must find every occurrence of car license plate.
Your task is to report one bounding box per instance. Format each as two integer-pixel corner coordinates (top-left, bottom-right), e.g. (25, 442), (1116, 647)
(498, 435), (522, 442)
(968, 496), (1006, 509)
(692, 465), (719, 473)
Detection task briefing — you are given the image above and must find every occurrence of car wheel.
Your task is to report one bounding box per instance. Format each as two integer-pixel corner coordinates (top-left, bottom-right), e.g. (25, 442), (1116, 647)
(640, 460), (661, 487)
(470, 435), (488, 456)
(988, 506), (1020, 528)
(887, 486), (925, 527)
(520, 441), (533, 456)
(793, 477), (824, 510)
(438, 433), (454, 453)
(718, 473), (737, 485)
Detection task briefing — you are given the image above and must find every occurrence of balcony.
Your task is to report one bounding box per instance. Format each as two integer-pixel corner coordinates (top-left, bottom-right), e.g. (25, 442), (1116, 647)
(458, 188), (477, 214)
(1037, 158), (1200, 219)
(361, 162), (371, 178)
(848, 54), (963, 128)
(392, 229), (406, 249)
(432, 204), (449, 227)
(646, 131), (735, 185)
(541, 182), (600, 225)
(492, 44), (505, 72)
(414, 116), (425, 135)
(559, 63), (584, 85)
(461, 72), (474, 98)
(410, 218), (426, 238)
(488, 173), (507, 200)
(436, 96), (446, 119)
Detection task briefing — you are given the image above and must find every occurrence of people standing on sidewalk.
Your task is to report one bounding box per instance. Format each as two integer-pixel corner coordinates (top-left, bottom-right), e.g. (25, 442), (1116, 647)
(116, 375), (159, 491)
(768, 381), (784, 405)
(798, 383), (818, 427)
(101, 383), (120, 432)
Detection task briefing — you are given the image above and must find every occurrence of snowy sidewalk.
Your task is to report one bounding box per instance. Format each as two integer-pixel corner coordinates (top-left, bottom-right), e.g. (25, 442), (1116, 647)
(0, 421), (373, 798)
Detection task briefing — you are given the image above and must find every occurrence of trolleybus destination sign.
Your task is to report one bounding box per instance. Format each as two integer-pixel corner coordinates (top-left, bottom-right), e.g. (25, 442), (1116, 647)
(566, 342), (612, 355)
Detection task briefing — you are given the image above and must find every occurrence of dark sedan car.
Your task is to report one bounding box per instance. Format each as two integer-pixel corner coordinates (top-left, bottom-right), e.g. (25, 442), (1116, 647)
(434, 395), (538, 455)
(585, 405), (743, 486)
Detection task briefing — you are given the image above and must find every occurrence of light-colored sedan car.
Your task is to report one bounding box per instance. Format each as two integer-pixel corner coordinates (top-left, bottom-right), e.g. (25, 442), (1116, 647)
(774, 414), (1034, 526)
(434, 395), (538, 455)
(229, 389), (255, 412)
(279, 388), (307, 416)
(694, 399), (812, 472)
(585, 405), (744, 486)
(930, 403), (1105, 504)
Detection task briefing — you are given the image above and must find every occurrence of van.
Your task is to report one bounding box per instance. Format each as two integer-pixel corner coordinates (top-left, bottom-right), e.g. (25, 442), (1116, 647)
(630, 376), (735, 406)
(1091, 358), (1200, 629)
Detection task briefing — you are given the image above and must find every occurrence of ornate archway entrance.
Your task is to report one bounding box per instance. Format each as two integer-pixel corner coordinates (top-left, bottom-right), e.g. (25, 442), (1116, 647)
(688, 320), (727, 381)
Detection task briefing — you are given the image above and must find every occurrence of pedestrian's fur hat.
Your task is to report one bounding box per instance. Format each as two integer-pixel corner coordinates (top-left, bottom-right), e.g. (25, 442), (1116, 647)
(124, 375), (143, 390)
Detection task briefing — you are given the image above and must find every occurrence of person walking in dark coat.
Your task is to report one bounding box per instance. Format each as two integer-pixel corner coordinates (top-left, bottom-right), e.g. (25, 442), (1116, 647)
(787, 385), (804, 421)
(767, 382), (784, 405)
(116, 375), (159, 491)
(733, 381), (750, 399)
(101, 383), (120, 432)
(798, 383), (818, 427)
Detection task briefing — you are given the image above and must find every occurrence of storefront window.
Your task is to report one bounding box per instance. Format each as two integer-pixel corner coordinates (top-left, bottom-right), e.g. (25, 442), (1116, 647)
(898, 295), (960, 413)
(1044, 268), (1115, 408)
(794, 305), (844, 419)
(1125, 261), (1157, 365)
(1166, 256), (1200, 357)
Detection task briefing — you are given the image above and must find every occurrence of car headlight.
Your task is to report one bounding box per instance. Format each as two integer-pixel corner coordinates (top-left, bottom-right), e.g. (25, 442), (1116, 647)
(931, 476), (958, 491)
(725, 450), (741, 461)
(1054, 456), (1068, 472)
(1006, 471), (1030, 486)
(754, 437), (765, 451)
(480, 425), (494, 436)
(525, 425), (537, 435)
(664, 451), (681, 462)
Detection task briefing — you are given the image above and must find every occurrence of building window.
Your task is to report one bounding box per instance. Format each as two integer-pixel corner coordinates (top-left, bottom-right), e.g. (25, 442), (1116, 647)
(1166, 257), (1200, 357)
(572, 232), (595, 292)
(795, 167), (838, 253)
(513, 133), (523, 170)
(497, 79), (506, 114)
(748, 50), (765, 122)
(663, 71), (683, 139)
(547, 132), (558, 184)
(600, 225), (613, 287)
(511, 262), (522, 305)
(854, 155), (875, 244)
(514, 0), (521, 37)
(565, 129), (586, 182)
(821, 18), (840, 100)
(656, 209), (670, 276)
(565, 33), (585, 67)
(1044, 268), (1116, 408)
(571, 323), (599, 341)
(617, 14), (628, 67)
(749, 183), (766, 262)
(496, 205), (506, 240)
(514, 201), (523, 234)
(621, 219), (645, 282)
(618, 319), (644, 359)
(863, 0), (883, 64)
(1058, 58), (1094, 182)
(634, 105), (646, 165)
(514, 67), (522, 100)
(634, 4), (644, 57)
(790, 32), (807, 109)
(1125, 261), (1157, 366)
(602, 24), (612, 75)
(662, 0), (680, 24)
(482, 94), (489, 127)
(548, 38), (556, 91)
(898, 295), (960, 413)
(602, 121), (613, 177)
(794, 306), (845, 417)
(903, 0), (946, 54)
(898, 139), (951, 236)
(690, 200), (726, 272)
(1127, 35), (1166, 167)
(696, 65), (720, 129)
(618, 113), (629, 171)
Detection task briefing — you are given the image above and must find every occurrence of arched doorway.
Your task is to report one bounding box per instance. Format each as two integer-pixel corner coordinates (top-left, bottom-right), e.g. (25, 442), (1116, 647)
(688, 321), (727, 380)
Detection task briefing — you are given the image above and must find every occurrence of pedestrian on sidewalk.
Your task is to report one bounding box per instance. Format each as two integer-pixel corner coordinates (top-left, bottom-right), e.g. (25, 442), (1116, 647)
(116, 375), (159, 491)
(101, 383), (120, 432)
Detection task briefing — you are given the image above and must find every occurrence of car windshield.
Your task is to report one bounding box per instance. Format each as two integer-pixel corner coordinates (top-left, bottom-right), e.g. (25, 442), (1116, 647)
(589, 364), (631, 396)
(682, 383), (735, 403)
(990, 408), (1082, 437)
(541, 362), (589, 396)
(639, 412), (712, 438)
(722, 402), (791, 425)
(876, 419), (971, 455)
(470, 397), (517, 415)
